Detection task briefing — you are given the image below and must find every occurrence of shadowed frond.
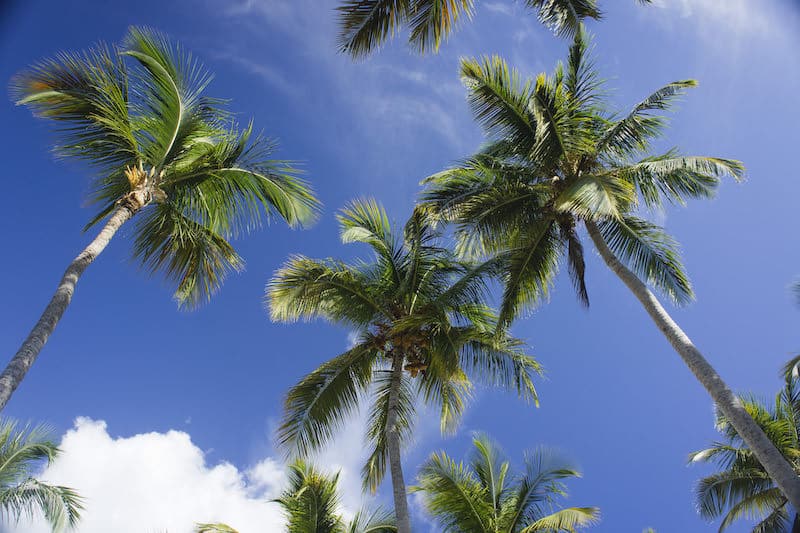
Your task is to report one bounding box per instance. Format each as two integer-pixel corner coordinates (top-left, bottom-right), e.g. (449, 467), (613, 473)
(279, 343), (379, 457)
(596, 215), (692, 304)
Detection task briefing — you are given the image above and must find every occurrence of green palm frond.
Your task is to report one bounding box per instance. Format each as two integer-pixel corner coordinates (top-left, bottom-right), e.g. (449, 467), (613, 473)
(408, 0), (475, 53)
(336, 0), (601, 58)
(524, 0), (601, 37)
(362, 367), (417, 492)
(10, 45), (138, 173)
(0, 419), (83, 532)
(268, 257), (385, 326)
(412, 451), (493, 532)
(502, 447), (584, 531)
(276, 460), (344, 533)
(596, 215), (693, 304)
(599, 80), (697, 157)
(460, 56), (536, 155)
(554, 173), (634, 219)
(279, 343), (379, 457)
(618, 153), (744, 209)
(131, 203), (244, 309)
(497, 220), (562, 327)
(346, 506), (398, 532)
(415, 435), (597, 532)
(522, 506), (601, 532)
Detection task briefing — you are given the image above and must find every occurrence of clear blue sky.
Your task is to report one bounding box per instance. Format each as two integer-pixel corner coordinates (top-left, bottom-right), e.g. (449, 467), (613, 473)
(1, 1), (799, 531)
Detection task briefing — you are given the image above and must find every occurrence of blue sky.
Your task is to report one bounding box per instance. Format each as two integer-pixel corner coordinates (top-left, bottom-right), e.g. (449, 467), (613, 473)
(1, 0), (800, 531)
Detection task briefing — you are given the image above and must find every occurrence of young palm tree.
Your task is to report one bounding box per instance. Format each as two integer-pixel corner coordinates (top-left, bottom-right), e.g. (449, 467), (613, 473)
(276, 459), (397, 533)
(690, 359), (800, 532)
(267, 199), (541, 533)
(336, 0), (602, 57)
(412, 433), (599, 532)
(4, 27), (319, 410)
(420, 27), (800, 508)
(0, 419), (83, 531)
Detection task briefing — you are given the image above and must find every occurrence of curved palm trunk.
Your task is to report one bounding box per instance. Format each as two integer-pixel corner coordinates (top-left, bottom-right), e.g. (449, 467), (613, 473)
(386, 353), (411, 533)
(585, 220), (800, 510)
(0, 203), (137, 411)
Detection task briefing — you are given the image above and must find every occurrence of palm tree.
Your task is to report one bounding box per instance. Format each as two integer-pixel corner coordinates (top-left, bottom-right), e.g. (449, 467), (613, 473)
(336, 0), (600, 57)
(690, 359), (800, 532)
(420, 27), (800, 508)
(412, 433), (599, 532)
(276, 459), (397, 533)
(0, 419), (83, 531)
(267, 199), (542, 533)
(4, 26), (319, 410)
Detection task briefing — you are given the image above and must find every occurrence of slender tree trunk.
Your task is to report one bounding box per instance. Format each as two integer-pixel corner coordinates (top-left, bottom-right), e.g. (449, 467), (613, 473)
(585, 220), (800, 510)
(0, 203), (137, 411)
(386, 352), (411, 533)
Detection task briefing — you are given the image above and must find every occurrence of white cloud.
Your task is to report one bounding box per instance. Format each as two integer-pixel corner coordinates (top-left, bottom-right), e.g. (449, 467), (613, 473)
(20, 417), (374, 533)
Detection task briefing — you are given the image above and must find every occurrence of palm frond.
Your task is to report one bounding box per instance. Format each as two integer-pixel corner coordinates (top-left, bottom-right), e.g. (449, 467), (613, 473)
(596, 215), (693, 304)
(412, 451), (492, 533)
(523, 1), (601, 37)
(346, 506), (397, 533)
(337, 0), (411, 57)
(408, 0), (475, 53)
(617, 152), (744, 209)
(521, 506), (600, 532)
(497, 220), (561, 327)
(460, 56), (536, 154)
(268, 257), (385, 326)
(279, 343), (378, 457)
(599, 80), (697, 157)
(131, 202), (244, 309)
(0, 479), (83, 532)
(362, 367), (416, 492)
(11, 44), (138, 173)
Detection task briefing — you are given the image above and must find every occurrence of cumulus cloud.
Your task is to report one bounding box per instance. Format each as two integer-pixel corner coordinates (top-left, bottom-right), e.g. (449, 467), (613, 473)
(20, 416), (374, 533)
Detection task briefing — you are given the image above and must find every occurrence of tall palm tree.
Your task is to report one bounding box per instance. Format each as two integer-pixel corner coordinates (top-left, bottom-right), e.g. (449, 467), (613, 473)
(276, 459), (397, 533)
(0, 419), (83, 531)
(690, 359), (800, 532)
(4, 27), (319, 410)
(336, 0), (654, 58)
(412, 433), (599, 532)
(420, 27), (800, 508)
(267, 199), (542, 533)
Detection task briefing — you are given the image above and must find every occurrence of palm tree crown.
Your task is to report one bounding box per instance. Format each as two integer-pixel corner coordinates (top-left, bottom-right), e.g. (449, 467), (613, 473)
(336, 0), (606, 57)
(412, 433), (599, 532)
(12, 26), (319, 307)
(267, 199), (541, 531)
(691, 359), (800, 532)
(422, 26), (743, 325)
(275, 459), (397, 533)
(0, 419), (83, 531)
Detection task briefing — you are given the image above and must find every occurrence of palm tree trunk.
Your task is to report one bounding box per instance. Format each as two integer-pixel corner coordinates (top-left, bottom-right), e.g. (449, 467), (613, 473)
(793, 513), (800, 533)
(386, 352), (411, 533)
(0, 203), (137, 411)
(585, 220), (800, 510)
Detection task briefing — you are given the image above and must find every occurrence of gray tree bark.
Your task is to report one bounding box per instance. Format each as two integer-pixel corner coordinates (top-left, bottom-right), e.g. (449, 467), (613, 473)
(0, 203), (137, 411)
(386, 353), (411, 533)
(585, 220), (800, 511)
